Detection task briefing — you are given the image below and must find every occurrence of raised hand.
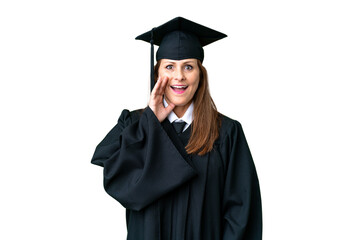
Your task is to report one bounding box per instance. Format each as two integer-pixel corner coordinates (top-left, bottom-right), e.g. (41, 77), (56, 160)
(149, 76), (175, 122)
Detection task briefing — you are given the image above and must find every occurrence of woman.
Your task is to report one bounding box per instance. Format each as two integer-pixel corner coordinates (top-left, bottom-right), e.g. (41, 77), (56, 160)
(91, 17), (262, 240)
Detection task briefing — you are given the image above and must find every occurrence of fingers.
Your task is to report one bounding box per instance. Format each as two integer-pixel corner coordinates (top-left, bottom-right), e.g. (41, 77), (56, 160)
(160, 102), (175, 120)
(148, 77), (174, 122)
(160, 76), (168, 92)
(156, 76), (167, 97)
(165, 102), (175, 114)
(151, 77), (162, 97)
(151, 76), (167, 97)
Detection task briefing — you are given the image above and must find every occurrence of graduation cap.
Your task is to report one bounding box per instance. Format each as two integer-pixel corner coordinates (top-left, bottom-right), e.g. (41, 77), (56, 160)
(135, 17), (227, 91)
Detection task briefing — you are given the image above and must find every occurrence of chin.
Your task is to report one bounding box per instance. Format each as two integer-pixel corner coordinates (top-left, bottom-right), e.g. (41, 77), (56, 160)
(165, 89), (196, 106)
(171, 100), (187, 106)
(166, 97), (189, 107)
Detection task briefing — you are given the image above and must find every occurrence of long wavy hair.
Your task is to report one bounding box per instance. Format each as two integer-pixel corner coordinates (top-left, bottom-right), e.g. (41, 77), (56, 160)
(154, 59), (221, 155)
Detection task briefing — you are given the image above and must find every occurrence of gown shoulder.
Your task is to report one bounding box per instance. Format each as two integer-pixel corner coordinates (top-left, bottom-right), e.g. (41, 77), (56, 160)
(217, 112), (247, 146)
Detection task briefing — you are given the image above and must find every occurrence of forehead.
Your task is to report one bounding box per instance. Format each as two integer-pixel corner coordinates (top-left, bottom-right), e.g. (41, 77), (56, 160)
(161, 58), (198, 65)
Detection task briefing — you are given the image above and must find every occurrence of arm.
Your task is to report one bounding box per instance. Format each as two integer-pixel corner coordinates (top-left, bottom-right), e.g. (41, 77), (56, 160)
(91, 107), (197, 211)
(221, 121), (262, 239)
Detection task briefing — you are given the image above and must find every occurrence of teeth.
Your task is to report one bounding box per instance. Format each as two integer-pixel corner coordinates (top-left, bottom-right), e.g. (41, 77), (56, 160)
(172, 86), (187, 89)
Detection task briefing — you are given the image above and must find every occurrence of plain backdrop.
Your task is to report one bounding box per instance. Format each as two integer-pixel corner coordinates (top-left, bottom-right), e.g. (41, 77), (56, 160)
(1, 0), (359, 239)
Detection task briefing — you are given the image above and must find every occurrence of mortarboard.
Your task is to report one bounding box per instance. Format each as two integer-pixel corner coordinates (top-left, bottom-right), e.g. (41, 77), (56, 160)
(135, 17), (227, 91)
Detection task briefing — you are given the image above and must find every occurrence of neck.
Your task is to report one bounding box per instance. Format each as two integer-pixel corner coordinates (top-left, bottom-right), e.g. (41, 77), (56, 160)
(173, 102), (191, 118)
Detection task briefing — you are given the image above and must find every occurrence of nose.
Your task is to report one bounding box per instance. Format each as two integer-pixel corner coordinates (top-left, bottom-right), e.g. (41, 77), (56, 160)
(173, 68), (185, 81)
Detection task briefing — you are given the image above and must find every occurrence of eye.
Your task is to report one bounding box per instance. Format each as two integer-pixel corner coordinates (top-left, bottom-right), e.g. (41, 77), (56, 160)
(185, 65), (193, 70)
(166, 65), (173, 70)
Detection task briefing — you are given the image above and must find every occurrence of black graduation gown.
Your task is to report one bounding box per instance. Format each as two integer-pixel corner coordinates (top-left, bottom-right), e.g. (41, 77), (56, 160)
(91, 107), (262, 240)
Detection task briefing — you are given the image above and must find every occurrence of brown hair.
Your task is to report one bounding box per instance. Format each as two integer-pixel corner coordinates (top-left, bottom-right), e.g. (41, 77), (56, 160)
(154, 59), (221, 155)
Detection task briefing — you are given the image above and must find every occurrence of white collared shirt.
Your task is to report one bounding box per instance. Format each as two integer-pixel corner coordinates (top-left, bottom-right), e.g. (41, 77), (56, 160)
(163, 98), (194, 132)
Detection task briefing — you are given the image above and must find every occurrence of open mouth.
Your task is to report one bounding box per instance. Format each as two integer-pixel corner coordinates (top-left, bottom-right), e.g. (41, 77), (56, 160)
(170, 85), (188, 94)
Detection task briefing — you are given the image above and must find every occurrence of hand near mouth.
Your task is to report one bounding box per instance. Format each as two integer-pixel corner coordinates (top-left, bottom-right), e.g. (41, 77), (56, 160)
(149, 76), (175, 122)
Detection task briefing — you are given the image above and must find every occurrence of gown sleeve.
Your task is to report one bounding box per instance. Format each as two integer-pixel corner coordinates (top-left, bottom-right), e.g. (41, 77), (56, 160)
(91, 107), (197, 211)
(221, 120), (262, 240)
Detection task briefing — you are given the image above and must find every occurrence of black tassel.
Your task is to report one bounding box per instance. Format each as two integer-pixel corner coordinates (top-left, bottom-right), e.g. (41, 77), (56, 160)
(150, 28), (155, 92)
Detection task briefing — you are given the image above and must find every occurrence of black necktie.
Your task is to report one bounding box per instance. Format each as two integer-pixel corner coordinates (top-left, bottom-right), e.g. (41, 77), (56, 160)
(172, 121), (186, 134)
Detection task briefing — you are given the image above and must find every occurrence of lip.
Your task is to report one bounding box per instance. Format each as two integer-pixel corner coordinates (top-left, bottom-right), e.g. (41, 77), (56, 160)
(170, 85), (188, 94)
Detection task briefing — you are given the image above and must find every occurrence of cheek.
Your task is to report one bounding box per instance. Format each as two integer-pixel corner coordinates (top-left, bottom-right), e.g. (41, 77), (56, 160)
(190, 76), (200, 91)
(158, 69), (171, 79)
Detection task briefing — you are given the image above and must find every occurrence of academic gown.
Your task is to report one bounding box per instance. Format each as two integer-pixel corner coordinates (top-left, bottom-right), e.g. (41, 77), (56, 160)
(91, 107), (262, 240)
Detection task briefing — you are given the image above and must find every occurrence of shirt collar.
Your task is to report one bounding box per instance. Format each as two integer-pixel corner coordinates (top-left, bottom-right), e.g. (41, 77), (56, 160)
(163, 98), (194, 125)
